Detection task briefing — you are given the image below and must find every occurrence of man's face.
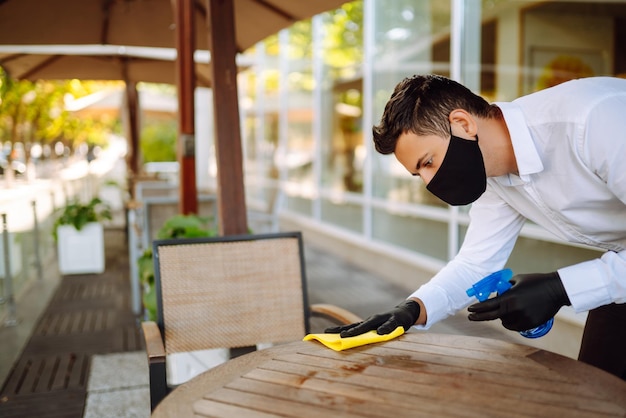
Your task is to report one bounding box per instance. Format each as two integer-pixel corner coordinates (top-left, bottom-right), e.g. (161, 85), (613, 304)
(394, 131), (449, 185)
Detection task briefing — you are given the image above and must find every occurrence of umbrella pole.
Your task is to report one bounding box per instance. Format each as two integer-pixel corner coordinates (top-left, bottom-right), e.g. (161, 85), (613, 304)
(176, 0), (198, 215)
(125, 80), (140, 199)
(207, 0), (248, 236)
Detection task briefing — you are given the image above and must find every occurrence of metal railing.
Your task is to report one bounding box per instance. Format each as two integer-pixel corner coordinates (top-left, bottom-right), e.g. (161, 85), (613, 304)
(0, 175), (95, 328)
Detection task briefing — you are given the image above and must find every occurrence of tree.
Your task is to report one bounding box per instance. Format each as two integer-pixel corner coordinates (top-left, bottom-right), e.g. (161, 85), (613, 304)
(322, 1), (363, 70)
(0, 68), (118, 165)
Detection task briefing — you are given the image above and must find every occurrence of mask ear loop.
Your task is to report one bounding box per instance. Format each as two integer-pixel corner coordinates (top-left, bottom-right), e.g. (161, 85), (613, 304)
(450, 123), (479, 142)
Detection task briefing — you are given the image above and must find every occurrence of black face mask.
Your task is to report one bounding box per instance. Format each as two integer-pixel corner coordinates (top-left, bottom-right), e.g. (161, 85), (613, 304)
(426, 132), (486, 206)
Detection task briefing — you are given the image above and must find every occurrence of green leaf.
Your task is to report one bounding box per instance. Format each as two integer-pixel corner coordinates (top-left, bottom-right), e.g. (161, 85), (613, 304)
(52, 197), (112, 241)
(156, 214), (214, 240)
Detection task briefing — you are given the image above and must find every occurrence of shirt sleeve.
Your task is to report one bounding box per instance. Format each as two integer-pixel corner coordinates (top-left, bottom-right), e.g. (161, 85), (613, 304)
(410, 187), (526, 328)
(558, 250), (626, 312)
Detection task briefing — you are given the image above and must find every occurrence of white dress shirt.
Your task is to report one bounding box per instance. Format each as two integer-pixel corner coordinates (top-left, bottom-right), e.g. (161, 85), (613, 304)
(410, 77), (626, 328)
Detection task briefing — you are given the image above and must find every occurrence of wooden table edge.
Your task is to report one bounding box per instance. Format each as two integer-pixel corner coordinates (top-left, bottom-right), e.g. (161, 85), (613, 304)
(152, 342), (303, 418)
(152, 333), (626, 417)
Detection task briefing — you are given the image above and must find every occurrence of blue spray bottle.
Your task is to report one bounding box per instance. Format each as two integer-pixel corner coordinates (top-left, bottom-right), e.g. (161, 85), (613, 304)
(466, 269), (554, 338)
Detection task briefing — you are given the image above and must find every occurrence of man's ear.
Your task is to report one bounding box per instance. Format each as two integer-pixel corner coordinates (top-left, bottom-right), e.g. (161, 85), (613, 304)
(449, 109), (478, 138)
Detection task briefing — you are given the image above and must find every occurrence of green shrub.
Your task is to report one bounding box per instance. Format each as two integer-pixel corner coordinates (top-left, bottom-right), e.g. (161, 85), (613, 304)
(53, 197), (112, 241)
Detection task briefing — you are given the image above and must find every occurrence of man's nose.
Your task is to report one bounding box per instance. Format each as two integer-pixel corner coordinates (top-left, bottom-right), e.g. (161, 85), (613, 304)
(421, 171), (435, 186)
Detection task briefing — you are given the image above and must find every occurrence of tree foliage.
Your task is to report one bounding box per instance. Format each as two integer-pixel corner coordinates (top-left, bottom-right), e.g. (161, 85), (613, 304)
(0, 68), (118, 160)
(251, 0), (363, 97)
(322, 1), (363, 69)
(139, 120), (177, 162)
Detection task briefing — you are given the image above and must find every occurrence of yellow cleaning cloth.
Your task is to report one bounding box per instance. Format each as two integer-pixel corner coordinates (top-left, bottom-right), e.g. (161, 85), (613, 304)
(303, 326), (404, 351)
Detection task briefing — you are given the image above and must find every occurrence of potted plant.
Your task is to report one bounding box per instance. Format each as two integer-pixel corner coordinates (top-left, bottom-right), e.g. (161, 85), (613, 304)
(54, 197), (112, 275)
(138, 214), (216, 321)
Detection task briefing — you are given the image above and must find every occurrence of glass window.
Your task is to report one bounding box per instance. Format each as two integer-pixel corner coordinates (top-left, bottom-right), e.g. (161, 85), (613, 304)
(483, 1), (625, 100)
(369, 0), (452, 260)
(284, 110), (313, 185)
(370, 0), (451, 208)
(241, 42), (281, 212)
(373, 208), (448, 259)
(319, 2), (364, 195)
(281, 21), (315, 215)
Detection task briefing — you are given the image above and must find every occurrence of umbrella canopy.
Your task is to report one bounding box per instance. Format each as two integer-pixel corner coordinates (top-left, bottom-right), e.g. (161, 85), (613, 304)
(0, 0), (346, 53)
(65, 87), (178, 117)
(0, 45), (217, 87)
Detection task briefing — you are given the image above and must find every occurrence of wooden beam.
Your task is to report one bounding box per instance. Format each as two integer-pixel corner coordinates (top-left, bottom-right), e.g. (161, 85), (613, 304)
(176, 0), (198, 214)
(124, 80), (140, 198)
(207, 0), (248, 235)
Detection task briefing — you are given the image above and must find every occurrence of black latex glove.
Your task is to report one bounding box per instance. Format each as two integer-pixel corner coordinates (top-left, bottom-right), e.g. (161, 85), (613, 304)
(325, 300), (420, 337)
(467, 272), (571, 331)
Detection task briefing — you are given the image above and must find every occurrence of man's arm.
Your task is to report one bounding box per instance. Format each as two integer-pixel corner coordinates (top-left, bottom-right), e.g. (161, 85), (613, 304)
(327, 189), (525, 336)
(410, 188), (526, 329)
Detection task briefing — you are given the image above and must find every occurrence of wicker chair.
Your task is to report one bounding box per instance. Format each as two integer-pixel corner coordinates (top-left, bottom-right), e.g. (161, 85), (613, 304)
(141, 231), (361, 411)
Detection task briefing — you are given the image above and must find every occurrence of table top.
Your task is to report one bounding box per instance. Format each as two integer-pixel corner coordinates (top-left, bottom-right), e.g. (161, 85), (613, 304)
(153, 332), (626, 418)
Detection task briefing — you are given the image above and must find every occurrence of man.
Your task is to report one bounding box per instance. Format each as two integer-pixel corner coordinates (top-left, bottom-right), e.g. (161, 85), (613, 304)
(326, 75), (626, 379)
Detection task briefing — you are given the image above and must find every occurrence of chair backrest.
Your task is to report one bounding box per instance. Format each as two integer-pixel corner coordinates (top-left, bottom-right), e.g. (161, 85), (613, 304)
(152, 232), (310, 355)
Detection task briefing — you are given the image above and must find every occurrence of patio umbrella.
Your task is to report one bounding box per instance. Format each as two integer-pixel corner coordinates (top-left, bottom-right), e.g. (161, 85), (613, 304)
(0, 0), (346, 53)
(0, 45), (215, 87)
(0, 0), (352, 234)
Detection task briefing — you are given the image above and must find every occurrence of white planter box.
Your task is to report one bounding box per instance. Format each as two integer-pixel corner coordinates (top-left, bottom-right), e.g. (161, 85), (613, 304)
(57, 222), (105, 275)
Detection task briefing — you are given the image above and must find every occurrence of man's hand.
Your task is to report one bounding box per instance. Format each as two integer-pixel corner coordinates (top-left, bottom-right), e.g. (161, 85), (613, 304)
(325, 300), (420, 337)
(467, 272), (571, 331)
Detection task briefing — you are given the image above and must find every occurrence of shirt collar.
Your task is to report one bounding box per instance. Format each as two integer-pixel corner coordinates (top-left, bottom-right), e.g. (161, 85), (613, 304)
(493, 101), (544, 185)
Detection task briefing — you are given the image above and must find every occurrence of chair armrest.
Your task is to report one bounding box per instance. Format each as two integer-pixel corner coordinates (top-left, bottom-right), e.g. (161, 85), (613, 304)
(310, 303), (362, 325)
(141, 321), (168, 411)
(141, 321), (166, 364)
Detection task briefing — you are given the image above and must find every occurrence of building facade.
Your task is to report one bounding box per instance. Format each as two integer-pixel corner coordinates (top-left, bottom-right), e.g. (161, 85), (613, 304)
(203, 0), (625, 352)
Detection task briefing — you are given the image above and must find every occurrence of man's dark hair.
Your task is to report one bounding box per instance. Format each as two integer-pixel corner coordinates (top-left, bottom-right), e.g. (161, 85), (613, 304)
(372, 74), (501, 154)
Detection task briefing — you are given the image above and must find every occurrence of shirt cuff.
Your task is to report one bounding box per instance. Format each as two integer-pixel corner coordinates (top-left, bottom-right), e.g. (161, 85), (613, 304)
(409, 285), (453, 329)
(558, 259), (612, 312)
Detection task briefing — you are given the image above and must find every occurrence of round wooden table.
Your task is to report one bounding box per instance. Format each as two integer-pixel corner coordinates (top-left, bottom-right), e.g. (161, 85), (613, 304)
(153, 332), (626, 417)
